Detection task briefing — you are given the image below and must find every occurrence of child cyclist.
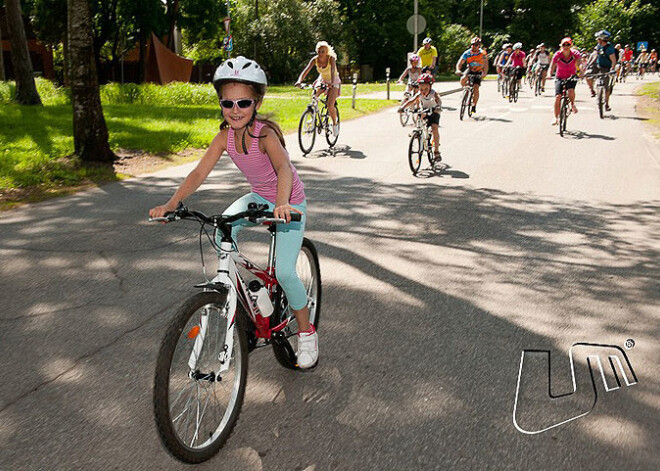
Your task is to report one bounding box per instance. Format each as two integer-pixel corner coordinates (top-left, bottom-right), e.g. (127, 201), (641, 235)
(397, 54), (423, 94)
(397, 73), (442, 161)
(149, 56), (318, 369)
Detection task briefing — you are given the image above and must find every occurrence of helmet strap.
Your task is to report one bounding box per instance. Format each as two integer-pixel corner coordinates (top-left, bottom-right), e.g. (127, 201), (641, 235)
(240, 109), (262, 154)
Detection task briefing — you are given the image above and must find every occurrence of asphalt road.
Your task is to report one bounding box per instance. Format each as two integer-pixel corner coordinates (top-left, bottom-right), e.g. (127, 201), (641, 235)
(1, 78), (659, 470)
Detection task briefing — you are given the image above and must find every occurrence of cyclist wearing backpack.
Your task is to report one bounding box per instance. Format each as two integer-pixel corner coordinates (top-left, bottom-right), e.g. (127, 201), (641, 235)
(586, 30), (616, 111)
(150, 57), (319, 368)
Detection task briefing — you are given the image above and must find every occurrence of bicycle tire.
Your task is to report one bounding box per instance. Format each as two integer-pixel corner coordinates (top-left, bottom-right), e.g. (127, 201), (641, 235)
(427, 133), (438, 166)
(513, 81), (519, 102)
(408, 131), (423, 174)
(298, 108), (316, 155)
(399, 109), (410, 126)
(460, 89), (469, 120)
(272, 238), (322, 369)
(325, 104), (340, 147)
(153, 291), (248, 464)
(598, 88), (604, 119)
(467, 89), (474, 117)
(559, 98), (568, 137)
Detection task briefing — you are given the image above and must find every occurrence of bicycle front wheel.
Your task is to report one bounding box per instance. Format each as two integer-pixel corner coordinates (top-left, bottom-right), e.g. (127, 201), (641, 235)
(272, 238), (322, 369)
(408, 131), (423, 174)
(154, 291), (248, 463)
(460, 89), (469, 120)
(399, 109), (410, 126)
(298, 108), (317, 155)
(559, 98), (568, 137)
(325, 104), (340, 147)
(598, 88), (604, 119)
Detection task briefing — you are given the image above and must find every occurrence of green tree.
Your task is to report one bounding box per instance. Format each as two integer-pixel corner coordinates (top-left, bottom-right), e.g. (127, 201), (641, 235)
(5, 0), (41, 103)
(68, 0), (114, 162)
(575, 0), (657, 49)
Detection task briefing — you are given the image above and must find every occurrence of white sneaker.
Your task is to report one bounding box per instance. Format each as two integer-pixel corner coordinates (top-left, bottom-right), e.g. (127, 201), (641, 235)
(296, 328), (318, 369)
(332, 124), (339, 136)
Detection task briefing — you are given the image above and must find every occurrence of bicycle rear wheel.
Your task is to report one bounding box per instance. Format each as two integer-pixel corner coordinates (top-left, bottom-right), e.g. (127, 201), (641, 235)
(272, 238), (322, 369)
(598, 88), (604, 119)
(154, 291), (248, 463)
(298, 108), (316, 155)
(325, 104), (340, 147)
(408, 131), (423, 174)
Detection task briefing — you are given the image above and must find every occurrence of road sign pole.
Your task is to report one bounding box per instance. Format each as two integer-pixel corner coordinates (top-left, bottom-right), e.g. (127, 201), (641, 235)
(479, 0), (484, 38)
(414, 0), (418, 51)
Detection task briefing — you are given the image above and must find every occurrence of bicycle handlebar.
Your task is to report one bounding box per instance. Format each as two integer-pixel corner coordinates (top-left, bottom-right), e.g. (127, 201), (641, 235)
(149, 202), (301, 225)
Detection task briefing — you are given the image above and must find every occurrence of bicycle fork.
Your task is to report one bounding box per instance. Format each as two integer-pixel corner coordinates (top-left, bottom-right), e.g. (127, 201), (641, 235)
(187, 240), (237, 376)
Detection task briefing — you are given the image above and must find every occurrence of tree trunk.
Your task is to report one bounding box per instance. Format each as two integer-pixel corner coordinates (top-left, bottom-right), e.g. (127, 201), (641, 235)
(68, 0), (115, 163)
(5, 0), (42, 104)
(0, 17), (6, 81)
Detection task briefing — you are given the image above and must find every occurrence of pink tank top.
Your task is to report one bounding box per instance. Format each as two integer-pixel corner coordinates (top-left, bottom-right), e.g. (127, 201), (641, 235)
(226, 121), (305, 205)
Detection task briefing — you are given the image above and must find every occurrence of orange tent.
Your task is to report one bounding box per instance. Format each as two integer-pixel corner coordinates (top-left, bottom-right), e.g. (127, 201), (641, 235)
(146, 33), (193, 84)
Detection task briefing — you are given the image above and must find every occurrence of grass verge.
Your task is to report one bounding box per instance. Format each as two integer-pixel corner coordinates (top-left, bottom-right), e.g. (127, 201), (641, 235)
(1, 96), (395, 209)
(635, 82), (660, 140)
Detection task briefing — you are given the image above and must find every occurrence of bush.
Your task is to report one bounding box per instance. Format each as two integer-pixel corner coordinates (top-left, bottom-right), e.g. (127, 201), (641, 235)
(0, 78), (69, 105)
(100, 82), (217, 105)
(437, 24), (477, 73)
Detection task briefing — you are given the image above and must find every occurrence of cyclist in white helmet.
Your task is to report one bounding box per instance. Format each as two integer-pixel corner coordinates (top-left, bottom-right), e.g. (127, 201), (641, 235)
(504, 42), (526, 89)
(150, 56), (319, 369)
(417, 37), (439, 76)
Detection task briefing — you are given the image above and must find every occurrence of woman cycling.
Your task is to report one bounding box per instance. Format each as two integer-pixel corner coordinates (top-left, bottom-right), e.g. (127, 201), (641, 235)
(505, 42), (526, 90)
(550, 37), (583, 125)
(295, 41), (341, 136)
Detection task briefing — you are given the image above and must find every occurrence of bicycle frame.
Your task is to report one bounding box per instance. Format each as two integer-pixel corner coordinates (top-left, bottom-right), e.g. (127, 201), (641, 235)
(188, 226), (291, 375)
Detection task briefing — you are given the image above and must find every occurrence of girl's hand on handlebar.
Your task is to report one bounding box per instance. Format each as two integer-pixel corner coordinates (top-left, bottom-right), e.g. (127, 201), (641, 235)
(274, 204), (302, 223)
(149, 203), (177, 222)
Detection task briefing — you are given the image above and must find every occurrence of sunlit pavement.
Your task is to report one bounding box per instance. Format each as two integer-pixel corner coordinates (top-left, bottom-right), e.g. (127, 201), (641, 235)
(1, 79), (659, 470)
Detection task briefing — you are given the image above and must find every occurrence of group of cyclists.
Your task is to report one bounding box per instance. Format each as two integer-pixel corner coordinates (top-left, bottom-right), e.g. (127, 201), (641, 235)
(394, 30), (658, 131)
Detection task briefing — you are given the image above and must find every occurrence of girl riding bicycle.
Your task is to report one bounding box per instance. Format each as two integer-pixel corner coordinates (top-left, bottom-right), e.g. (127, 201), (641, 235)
(397, 54), (423, 94)
(398, 73), (442, 160)
(149, 56), (318, 369)
(295, 41), (341, 136)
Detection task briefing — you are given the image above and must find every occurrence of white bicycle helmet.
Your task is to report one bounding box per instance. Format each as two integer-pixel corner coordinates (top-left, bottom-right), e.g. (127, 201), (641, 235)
(513, 42), (523, 50)
(212, 56), (267, 92)
(422, 37), (432, 45)
(410, 54), (421, 63)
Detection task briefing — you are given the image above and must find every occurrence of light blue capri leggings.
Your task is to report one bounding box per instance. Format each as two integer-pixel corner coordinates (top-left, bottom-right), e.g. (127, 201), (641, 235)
(222, 192), (308, 310)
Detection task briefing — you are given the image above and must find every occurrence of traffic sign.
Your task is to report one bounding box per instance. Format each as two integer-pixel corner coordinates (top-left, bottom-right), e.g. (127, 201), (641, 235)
(406, 14), (426, 35)
(223, 35), (233, 52)
(637, 41), (648, 51)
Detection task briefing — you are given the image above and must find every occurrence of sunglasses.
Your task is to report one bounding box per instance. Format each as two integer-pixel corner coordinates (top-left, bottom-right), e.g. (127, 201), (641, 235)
(562, 43), (571, 47)
(220, 99), (255, 109)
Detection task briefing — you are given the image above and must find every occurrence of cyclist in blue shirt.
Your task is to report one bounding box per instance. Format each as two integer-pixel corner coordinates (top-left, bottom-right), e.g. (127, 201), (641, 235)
(586, 30), (617, 111)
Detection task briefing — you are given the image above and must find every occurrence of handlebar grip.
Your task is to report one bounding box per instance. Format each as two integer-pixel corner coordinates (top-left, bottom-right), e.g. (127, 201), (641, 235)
(262, 211), (302, 222)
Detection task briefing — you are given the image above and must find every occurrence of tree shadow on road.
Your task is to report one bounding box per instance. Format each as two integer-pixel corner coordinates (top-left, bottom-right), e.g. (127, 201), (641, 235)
(0, 163), (658, 470)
